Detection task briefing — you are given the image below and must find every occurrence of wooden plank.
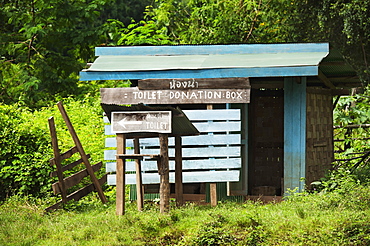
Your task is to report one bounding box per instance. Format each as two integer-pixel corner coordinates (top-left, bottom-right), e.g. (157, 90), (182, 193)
(105, 109), (241, 123)
(134, 138), (144, 211)
(57, 102), (107, 204)
(105, 110), (241, 134)
(106, 161), (136, 172)
(159, 134), (170, 213)
(48, 117), (67, 203)
(100, 87), (250, 105)
(105, 134), (241, 148)
(49, 154), (91, 177)
(175, 136), (183, 206)
(45, 174), (107, 212)
(116, 133), (126, 215)
(183, 109), (240, 121)
(138, 78), (250, 90)
(106, 158), (242, 173)
(107, 170), (240, 185)
(104, 146), (240, 160)
(49, 146), (78, 165)
(52, 161), (103, 195)
(210, 183), (217, 207)
(192, 122), (241, 132)
(318, 69), (336, 89)
(105, 125), (114, 136)
(105, 138), (133, 147)
(207, 104), (217, 207)
(116, 154), (160, 159)
(60, 146), (78, 161)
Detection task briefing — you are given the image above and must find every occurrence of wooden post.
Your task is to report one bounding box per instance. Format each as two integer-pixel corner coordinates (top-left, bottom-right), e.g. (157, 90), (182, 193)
(116, 133), (126, 215)
(159, 134), (170, 213)
(57, 102), (107, 204)
(210, 184), (218, 207)
(134, 138), (144, 211)
(175, 136), (184, 206)
(48, 117), (67, 203)
(207, 104), (218, 207)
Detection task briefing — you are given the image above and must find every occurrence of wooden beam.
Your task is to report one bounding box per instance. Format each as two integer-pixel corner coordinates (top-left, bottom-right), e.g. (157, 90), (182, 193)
(45, 174), (107, 212)
(318, 70), (336, 89)
(57, 102), (107, 204)
(52, 161), (103, 195)
(210, 183), (218, 207)
(116, 133), (126, 215)
(100, 87), (250, 105)
(207, 104), (218, 207)
(175, 136), (184, 206)
(159, 134), (170, 213)
(49, 155), (90, 178)
(134, 138), (144, 211)
(48, 117), (67, 203)
(49, 146), (78, 165)
(138, 78), (250, 90)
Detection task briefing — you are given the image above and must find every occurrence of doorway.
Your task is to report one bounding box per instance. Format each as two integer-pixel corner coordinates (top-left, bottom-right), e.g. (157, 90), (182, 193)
(248, 89), (284, 196)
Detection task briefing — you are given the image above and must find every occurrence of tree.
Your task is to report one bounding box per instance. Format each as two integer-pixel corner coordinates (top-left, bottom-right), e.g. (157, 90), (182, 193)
(292, 0), (370, 84)
(0, 0), (152, 108)
(148, 0), (297, 44)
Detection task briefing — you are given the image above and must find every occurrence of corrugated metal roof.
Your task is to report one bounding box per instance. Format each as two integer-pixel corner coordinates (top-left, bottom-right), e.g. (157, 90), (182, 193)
(80, 43), (361, 87)
(88, 52), (327, 72)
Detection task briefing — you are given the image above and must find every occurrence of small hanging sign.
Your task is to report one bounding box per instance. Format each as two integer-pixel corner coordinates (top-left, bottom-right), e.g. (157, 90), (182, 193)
(111, 111), (172, 133)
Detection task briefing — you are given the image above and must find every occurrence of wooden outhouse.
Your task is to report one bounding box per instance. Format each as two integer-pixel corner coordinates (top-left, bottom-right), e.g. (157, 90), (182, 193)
(80, 43), (361, 200)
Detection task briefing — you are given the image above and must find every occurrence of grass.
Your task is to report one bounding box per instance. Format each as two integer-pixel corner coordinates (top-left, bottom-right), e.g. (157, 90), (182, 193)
(1, 187), (370, 246)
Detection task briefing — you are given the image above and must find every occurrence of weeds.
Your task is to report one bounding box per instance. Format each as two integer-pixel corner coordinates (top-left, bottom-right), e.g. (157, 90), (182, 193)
(1, 186), (370, 246)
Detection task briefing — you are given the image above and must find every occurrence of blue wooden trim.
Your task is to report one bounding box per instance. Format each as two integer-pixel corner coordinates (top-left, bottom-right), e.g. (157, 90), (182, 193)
(95, 43), (329, 56)
(284, 77), (306, 194)
(80, 66), (318, 81)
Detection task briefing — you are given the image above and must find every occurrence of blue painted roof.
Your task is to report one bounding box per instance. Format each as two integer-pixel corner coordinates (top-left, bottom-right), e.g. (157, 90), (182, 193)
(80, 43), (331, 81)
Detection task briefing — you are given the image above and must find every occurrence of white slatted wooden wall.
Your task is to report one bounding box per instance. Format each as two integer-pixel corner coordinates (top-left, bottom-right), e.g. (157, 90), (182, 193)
(104, 109), (241, 185)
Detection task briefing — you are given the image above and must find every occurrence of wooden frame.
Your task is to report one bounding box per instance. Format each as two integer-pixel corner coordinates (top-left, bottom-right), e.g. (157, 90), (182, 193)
(46, 102), (107, 211)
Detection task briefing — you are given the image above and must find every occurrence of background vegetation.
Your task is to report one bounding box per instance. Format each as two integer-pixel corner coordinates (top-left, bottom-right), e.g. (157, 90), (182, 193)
(0, 0), (370, 244)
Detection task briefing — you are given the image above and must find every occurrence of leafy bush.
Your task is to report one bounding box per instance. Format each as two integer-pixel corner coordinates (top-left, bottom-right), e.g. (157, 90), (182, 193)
(0, 104), (52, 200)
(0, 98), (106, 201)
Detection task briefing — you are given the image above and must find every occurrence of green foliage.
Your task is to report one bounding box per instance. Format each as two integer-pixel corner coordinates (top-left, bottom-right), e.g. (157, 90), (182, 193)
(293, 0), (370, 83)
(193, 214), (238, 245)
(0, 104), (52, 200)
(107, 19), (175, 46)
(333, 87), (370, 167)
(99, 0), (152, 26)
(0, 0), (108, 107)
(2, 189), (370, 245)
(0, 0), (151, 108)
(149, 0), (297, 44)
(0, 98), (106, 201)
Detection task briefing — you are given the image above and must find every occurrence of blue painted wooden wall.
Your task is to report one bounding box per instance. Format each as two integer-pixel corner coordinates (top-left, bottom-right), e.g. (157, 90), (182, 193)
(284, 77), (307, 194)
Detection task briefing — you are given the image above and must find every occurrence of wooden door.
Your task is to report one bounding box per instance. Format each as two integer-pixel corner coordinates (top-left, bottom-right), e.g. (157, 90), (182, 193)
(249, 89), (284, 196)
